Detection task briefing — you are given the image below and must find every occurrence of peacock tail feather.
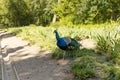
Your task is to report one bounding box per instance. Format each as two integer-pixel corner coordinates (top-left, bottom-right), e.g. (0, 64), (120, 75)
(63, 37), (80, 50)
(68, 38), (80, 49)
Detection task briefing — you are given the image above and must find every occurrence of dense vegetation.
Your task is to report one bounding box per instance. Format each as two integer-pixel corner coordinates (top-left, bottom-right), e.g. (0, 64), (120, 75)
(0, 0), (120, 26)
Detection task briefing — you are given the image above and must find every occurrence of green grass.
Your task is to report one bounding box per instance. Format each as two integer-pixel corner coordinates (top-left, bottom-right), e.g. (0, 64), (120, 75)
(72, 56), (96, 79)
(1, 23), (120, 80)
(107, 66), (120, 80)
(3, 23), (120, 50)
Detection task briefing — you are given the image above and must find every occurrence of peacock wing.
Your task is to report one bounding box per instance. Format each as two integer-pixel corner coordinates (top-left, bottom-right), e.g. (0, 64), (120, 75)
(63, 37), (71, 45)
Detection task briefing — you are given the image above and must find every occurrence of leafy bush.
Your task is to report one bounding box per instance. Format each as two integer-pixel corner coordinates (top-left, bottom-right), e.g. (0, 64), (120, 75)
(9, 28), (22, 35)
(106, 40), (120, 64)
(107, 67), (120, 80)
(97, 26), (120, 51)
(72, 56), (96, 80)
(95, 62), (110, 79)
(96, 32), (117, 53)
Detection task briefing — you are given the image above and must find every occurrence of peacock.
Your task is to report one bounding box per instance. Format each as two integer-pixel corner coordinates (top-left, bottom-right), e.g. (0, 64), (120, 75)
(54, 30), (80, 59)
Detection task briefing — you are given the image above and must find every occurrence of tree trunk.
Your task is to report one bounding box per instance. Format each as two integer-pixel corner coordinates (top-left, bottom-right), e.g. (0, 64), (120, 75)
(52, 14), (57, 23)
(52, 0), (61, 23)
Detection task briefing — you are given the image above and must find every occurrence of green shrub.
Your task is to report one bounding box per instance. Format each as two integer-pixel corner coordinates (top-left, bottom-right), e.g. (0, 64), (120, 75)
(95, 63), (110, 79)
(106, 40), (120, 64)
(72, 56), (96, 80)
(97, 33), (116, 53)
(107, 67), (120, 80)
(96, 26), (120, 53)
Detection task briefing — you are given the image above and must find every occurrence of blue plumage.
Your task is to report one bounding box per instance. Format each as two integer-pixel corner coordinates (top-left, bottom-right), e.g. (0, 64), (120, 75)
(54, 30), (80, 50)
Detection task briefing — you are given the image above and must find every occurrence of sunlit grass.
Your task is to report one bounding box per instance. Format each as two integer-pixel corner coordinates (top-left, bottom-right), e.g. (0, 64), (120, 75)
(3, 23), (120, 50)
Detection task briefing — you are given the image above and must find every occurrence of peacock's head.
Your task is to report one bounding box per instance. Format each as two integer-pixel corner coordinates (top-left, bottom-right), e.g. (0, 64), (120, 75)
(53, 30), (57, 33)
(53, 29), (60, 39)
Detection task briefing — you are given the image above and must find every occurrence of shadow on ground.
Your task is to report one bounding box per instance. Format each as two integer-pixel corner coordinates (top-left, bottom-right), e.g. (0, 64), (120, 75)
(4, 44), (74, 80)
(0, 30), (15, 39)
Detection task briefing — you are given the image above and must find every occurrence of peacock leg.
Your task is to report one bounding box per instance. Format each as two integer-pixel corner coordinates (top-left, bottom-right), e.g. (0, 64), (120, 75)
(63, 51), (66, 59)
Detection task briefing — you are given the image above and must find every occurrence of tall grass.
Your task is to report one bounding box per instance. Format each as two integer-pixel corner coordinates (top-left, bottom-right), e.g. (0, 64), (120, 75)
(96, 29), (118, 53)
(95, 26), (120, 64)
(4, 24), (119, 49)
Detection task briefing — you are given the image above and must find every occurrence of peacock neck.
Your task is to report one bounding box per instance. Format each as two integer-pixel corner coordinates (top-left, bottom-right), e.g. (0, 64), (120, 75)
(55, 31), (60, 40)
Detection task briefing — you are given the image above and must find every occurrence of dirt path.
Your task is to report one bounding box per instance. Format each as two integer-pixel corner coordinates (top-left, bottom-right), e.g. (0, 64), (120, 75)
(0, 30), (73, 80)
